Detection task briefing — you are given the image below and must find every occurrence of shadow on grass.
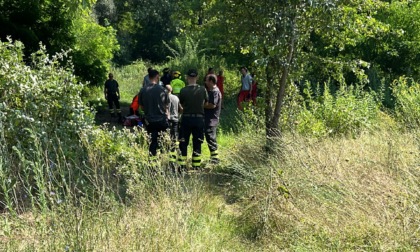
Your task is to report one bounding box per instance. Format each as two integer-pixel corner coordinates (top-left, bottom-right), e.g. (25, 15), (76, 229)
(93, 100), (132, 129)
(183, 168), (244, 206)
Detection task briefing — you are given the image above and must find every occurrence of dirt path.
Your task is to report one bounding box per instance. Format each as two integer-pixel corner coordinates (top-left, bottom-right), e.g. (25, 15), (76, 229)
(94, 100), (131, 128)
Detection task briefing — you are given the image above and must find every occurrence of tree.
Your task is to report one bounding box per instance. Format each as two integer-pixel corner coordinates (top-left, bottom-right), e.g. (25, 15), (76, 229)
(0, 0), (75, 55)
(0, 0), (118, 86)
(94, 0), (180, 64)
(72, 11), (119, 85)
(366, 1), (420, 80)
(214, 0), (386, 143)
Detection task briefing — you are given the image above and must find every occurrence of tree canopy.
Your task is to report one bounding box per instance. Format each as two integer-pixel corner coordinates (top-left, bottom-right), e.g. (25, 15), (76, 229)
(2, 0), (420, 133)
(0, 0), (118, 86)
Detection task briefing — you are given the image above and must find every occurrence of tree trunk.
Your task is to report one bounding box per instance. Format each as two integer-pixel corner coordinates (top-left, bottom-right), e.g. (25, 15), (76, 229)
(264, 56), (275, 136)
(267, 37), (295, 139)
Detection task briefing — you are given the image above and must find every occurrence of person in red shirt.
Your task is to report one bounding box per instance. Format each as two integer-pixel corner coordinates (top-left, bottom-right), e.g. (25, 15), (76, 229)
(216, 70), (225, 108)
(251, 73), (258, 106)
(237, 67), (252, 110)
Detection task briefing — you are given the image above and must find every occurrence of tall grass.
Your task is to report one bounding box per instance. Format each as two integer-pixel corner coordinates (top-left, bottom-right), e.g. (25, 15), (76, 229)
(392, 76), (420, 129)
(220, 126), (419, 250)
(3, 127), (419, 251)
(1, 38), (419, 251)
(285, 82), (382, 137)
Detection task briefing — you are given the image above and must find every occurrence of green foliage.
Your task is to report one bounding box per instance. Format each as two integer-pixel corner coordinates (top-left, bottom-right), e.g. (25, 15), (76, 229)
(1, 54), (419, 251)
(164, 36), (208, 76)
(95, 0), (179, 64)
(72, 12), (119, 86)
(0, 39), (96, 210)
(0, 0), (119, 87)
(163, 36), (226, 84)
(391, 77), (420, 129)
(205, 0), (389, 136)
(80, 126), (153, 198)
(294, 82), (381, 137)
(0, 0), (74, 54)
(373, 1), (420, 79)
(0, 39), (94, 148)
(295, 109), (328, 138)
(237, 103), (266, 134)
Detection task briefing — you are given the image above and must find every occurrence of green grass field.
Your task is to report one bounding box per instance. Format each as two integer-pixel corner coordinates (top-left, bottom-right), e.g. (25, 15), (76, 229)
(1, 62), (419, 251)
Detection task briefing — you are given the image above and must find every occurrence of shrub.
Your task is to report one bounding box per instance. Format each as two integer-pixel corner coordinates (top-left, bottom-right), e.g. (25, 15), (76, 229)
(391, 77), (420, 129)
(296, 82), (381, 137)
(72, 13), (119, 86)
(0, 39), (98, 211)
(79, 126), (154, 199)
(0, 39), (94, 150)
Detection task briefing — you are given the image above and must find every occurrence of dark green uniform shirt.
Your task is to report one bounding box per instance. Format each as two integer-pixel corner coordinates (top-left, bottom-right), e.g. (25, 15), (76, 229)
(179, 84), (208, 115)
(104, 79), (119, 94)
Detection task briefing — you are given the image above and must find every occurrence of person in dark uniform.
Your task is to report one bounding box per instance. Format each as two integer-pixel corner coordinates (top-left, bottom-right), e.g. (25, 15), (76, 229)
(178, 69), (209, 171)
(204, 74), (222, 163)
(139, 69), (170, 158)
(104, 73), (121, 120)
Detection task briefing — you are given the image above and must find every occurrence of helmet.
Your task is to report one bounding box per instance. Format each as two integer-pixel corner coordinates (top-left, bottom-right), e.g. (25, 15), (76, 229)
(173, 71), (181, 78)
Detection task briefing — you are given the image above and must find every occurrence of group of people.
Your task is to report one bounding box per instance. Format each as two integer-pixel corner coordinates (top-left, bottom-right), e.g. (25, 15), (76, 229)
(135, 67), (222, 172)
(103, 66), (257, 172)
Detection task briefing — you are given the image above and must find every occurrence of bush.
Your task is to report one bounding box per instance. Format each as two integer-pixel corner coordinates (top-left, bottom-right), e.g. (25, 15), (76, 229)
(391, 77), (420, 129)
(296, 82), (381, 137)
(0, 41), (171, 210)
(163, 35), (239, 90)
(0, 39), (94, 150)
(72, 13), (119, 86)
(0, 39), (99, 211)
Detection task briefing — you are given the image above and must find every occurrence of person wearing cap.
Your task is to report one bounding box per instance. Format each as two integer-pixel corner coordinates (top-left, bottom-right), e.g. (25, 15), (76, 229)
(204, 74), (222, 164)
(237, 66), (253, 110)
(170, 70), (185, 96)
(104, 73), (121, 120)
(139, 69), (170, 158)
(178, 69), (209, 171)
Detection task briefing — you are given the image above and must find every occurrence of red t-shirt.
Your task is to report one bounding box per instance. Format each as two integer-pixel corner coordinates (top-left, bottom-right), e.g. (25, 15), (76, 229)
(216, 75), (224, 97)
(251, 80), (257, 97)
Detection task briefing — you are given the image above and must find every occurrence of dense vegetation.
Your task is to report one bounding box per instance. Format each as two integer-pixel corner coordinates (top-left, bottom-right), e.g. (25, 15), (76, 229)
(1, 0), (419, 251)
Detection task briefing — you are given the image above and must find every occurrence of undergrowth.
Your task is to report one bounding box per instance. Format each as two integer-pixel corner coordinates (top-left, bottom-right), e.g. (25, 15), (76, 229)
(1, 38), (419, 251)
